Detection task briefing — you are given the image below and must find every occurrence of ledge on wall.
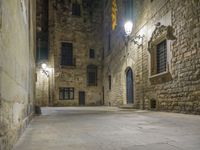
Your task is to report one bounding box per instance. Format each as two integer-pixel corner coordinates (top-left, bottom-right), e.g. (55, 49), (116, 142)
(149, 71), (172, 85)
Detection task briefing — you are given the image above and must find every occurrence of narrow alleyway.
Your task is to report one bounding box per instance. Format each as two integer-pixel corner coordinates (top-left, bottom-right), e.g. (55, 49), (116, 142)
(13, 107), (200, 150)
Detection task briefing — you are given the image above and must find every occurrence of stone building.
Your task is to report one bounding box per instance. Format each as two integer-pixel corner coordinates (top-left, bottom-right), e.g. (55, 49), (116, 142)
(45, 0), (104, 106)
(35, 0), (200, 114)
(0, 0), (36, 149)
(103, 0), (200, 114)
(0, 0), (199, 149)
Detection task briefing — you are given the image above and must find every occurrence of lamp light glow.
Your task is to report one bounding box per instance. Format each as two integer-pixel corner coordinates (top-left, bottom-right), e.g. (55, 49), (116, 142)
(124, 21), (133, 36)
(41, 63), (47, 70)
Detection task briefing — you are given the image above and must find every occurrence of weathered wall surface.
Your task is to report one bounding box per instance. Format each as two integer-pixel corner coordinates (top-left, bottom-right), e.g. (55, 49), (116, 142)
(0, 0), (36, 149)
(48, 0), (104, 106)
(35, 65), (49, 107)
(103, 0), (200, 114)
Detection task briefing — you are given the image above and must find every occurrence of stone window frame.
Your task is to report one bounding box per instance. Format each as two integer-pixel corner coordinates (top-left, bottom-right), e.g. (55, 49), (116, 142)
(148, 25), (175, 83)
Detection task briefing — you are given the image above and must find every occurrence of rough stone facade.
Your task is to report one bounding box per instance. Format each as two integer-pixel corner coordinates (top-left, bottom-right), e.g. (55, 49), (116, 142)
(103, 0), (200, 114)
(0, 0), (36, 149)
(35, 64), (49, 106)
(36, 0), (200, 114)
(46, 0), (104, 106)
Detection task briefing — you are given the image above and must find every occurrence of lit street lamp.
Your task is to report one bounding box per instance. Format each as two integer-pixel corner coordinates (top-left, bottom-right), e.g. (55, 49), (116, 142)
(42, 63), (47, 70)
(124, 20), (144, 46)
(41, 62), (52, 106)
(124, 21), (133, 36)
(41, 63), (49, 77)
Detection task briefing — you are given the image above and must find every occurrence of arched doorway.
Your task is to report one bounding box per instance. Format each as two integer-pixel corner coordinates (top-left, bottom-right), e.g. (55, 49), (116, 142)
(126, 68), (134, 104)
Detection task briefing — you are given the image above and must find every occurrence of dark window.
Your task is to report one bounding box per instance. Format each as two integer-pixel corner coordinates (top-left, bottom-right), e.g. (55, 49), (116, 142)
(108, 75), (111, 90)
(59, 87), (74, 100)
(87, 65), (97, 86)
(156, 40), (167, 74)
(61, 42), (73, 66)
(72, 3), (81, 16)
(89, 49), (95, 58)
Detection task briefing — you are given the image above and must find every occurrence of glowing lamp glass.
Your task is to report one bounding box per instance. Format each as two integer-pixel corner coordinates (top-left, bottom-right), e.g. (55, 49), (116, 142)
(41, 63), (47, 70)
(124, 21), (133, 36)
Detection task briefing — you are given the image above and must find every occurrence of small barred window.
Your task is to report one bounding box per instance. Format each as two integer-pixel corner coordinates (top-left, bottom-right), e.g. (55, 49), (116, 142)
(59, 87), (74, 100)
(156, 40), (167, 74)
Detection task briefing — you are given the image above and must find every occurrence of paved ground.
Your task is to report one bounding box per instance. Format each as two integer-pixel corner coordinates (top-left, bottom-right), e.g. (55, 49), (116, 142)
(13, 107), (200, 150)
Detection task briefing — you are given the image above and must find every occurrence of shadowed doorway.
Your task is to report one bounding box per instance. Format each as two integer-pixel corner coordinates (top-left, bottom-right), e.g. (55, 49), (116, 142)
(126, 68), (134, 104)
(79, 91), (85, 106)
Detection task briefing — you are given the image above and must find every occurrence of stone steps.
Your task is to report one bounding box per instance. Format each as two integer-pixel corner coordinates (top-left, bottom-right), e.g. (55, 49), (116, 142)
(119, 104), (137, 109)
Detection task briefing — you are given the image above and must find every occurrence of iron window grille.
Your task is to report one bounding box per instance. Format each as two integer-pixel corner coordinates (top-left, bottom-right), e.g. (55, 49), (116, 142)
(72, 3), (81, 16)
(59, 87), (74, 100)
(61, 42), (75, 66)
(87, 65), (97, 86)
(156, 40), (167, 74)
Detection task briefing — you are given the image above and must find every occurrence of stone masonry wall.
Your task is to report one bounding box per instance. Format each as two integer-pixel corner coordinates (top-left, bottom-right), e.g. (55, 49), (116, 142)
(48, 0), (104, 106)
(0, 0), (36, 149)
(103, 0), (200, 114)
(36, 65), (49, 107)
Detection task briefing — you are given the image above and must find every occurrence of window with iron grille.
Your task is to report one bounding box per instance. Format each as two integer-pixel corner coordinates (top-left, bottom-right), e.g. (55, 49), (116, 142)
(156, 40), (167, 74)
(72, 3), (81, 16)
(61, 42), (73, 66)
(59, 87), (74, 100)
(87, 65), (97, 86)
(89, 49), (95, 59)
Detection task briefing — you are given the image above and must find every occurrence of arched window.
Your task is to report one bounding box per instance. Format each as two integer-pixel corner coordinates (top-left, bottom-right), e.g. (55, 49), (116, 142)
(87, 65), (97, 86)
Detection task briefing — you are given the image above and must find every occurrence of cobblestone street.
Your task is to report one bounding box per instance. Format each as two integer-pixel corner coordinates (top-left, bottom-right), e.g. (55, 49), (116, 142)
(13, 107), (200, 150)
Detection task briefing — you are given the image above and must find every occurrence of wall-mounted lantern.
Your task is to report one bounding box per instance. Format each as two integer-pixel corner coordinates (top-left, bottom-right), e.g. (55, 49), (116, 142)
(41, 63), (49, 77)
(124, 20), (144, 46)
(124, 21), (133, 36)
